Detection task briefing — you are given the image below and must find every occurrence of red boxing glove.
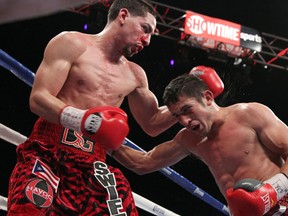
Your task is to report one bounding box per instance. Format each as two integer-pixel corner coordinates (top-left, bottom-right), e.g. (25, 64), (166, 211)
(189, 65), (224, 98)
(226, 173), (288, 216)
(59, 106), (129, 150)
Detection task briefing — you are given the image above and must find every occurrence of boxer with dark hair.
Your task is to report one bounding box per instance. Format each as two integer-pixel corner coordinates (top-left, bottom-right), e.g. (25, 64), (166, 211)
(112, 70), (288, 216)
(7, 0), (177, 215)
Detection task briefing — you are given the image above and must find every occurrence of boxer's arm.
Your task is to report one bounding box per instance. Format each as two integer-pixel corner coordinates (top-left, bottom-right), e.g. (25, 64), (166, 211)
(128, 87), (176, 137)
(30, 32), (84, 123)
(226, 104), (288, 215)
(248, 103), (288, 175)
(111, 129), (191, 174)
(128, 64), (177, 137)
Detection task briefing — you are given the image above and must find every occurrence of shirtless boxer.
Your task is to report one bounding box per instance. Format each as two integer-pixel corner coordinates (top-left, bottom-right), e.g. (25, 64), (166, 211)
(7, 0), (178, 215)
(112, 73), (288, 216)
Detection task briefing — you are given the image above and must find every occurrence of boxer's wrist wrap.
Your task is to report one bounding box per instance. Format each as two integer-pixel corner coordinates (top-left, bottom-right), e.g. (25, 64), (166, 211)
(264, 173), (288, 200)
(60, 106), (85, 132)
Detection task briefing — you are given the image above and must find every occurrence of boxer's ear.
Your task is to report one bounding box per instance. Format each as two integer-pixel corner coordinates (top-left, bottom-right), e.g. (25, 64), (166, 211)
(118, 8), (129, 25)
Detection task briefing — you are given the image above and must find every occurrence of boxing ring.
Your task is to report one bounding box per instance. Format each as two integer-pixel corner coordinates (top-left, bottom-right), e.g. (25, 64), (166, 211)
(0, 48), (230, 215)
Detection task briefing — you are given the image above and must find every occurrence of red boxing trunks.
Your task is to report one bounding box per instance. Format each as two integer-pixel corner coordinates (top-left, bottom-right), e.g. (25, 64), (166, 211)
(265, 194), (288, 216)
(8, 118), (138, 216)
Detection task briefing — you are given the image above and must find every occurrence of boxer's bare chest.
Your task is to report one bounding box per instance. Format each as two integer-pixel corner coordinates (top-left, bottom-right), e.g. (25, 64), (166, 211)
(61, 50), (138, 107)
(194, 119), (258, 172)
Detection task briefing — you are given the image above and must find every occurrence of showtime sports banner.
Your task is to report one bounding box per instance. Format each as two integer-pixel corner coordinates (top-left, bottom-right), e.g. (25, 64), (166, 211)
(184, 11), (262, 52)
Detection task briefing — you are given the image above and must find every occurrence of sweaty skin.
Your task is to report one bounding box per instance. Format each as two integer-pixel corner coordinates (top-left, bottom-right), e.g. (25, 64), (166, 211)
(112, 92), (288, 197)
(30, 10), (176, 137)
(8, 4), (178, 216)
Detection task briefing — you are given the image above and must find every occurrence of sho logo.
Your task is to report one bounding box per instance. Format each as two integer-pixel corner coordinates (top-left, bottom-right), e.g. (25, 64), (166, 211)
(85, 113), (102, 134)
(186, 15), (205, 34)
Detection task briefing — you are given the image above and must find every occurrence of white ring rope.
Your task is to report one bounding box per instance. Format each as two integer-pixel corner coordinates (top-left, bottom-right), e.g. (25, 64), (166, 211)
(0, 123), (180, 215)
(0, 196), (7, 211)
(0, 123), (27, 145)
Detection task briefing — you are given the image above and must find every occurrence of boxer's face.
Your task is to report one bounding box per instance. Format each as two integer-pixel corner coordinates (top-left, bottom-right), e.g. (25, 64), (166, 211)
(120, 10), (156, 57)
(168, 95), (211, 136)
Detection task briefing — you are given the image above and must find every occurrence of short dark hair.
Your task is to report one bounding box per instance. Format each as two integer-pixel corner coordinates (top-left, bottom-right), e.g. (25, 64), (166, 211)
(108, 0), (156, 22)
(162, 74), (209, 106)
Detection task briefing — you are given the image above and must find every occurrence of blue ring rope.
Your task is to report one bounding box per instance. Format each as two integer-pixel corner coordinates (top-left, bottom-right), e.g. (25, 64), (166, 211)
(0, 48), (229, 215)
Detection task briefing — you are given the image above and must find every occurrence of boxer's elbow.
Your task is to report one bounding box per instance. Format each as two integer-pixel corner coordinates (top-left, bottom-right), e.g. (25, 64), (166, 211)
(128, 162), (158, 175)
(131, 165), (155, 175)
(141, 126), (162, 137)
(141, 119), (176, 137)
(29, 93), (40, 114)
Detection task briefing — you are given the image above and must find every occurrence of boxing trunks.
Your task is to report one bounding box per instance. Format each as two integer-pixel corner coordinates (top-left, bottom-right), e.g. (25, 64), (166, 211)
(8, 118), (138, 216)
(265, 194), (288, 216)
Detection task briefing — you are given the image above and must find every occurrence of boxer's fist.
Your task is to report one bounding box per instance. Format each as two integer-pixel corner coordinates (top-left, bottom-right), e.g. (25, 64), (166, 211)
(226, 179), (277, 216)
(226, 173), (288, 216)
(60, 106), (129, 150)
(189, 65), (224, 97)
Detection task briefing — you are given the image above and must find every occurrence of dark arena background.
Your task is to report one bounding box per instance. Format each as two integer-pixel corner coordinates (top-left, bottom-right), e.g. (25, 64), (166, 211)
(1, 0), (288, 215)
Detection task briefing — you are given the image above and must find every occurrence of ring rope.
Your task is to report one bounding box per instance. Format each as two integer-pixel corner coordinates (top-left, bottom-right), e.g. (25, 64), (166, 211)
(0, 123), (180, 216)
(0, 195), (7, 211)
(0, 48), (230, 215)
